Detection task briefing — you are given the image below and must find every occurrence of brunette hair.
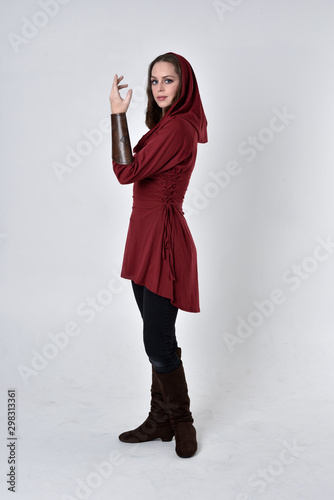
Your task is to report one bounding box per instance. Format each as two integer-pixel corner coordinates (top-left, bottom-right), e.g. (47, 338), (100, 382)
(145, 53), (182, 129)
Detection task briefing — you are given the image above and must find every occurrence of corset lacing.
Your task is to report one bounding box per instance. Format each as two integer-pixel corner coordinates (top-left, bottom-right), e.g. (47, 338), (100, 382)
(161, 170), (181, 281)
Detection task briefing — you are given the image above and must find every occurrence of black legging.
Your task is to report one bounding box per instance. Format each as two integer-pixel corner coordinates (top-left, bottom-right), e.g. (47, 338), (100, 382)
(131, 281), (181, 374)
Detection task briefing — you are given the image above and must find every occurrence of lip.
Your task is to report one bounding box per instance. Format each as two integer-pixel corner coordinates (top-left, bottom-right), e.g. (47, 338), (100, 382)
(157, 96), (168, 101)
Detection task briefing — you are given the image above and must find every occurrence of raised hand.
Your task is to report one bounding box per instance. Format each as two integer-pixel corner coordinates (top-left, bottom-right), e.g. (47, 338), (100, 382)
(109, 74), (133, 114)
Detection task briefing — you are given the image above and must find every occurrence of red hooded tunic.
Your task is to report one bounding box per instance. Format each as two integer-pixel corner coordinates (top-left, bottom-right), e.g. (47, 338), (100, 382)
(113, 53), (208, 312)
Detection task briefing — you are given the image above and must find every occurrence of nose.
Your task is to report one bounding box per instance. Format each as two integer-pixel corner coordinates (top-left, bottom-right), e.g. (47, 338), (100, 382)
(157, 80), (165, 92)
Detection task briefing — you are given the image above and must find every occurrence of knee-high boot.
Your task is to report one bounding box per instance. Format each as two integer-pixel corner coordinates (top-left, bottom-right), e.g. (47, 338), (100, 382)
(118, 348), (181, 443)
(155, 361), (197, 458)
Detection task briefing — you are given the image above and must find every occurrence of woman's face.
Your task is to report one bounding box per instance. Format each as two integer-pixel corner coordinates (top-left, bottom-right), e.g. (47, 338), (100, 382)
(151, 61), (180, 114)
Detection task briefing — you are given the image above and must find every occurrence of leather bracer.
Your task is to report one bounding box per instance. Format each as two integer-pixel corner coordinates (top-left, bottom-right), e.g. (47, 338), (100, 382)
(111, 113), (134, 164)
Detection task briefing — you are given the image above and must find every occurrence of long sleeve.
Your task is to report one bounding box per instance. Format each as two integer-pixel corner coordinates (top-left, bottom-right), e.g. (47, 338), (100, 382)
(113, 118), (196, 185)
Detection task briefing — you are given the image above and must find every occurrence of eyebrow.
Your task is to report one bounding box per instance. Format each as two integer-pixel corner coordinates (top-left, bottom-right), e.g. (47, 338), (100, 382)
(150, 75), (175, 79)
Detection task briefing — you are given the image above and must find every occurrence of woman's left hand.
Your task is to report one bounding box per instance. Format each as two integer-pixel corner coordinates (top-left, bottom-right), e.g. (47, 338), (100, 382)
(109, 74), (133, 114)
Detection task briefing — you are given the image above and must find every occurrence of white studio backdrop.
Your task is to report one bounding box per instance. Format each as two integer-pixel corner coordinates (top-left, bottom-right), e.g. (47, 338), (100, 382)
(1, 1), (334, 499)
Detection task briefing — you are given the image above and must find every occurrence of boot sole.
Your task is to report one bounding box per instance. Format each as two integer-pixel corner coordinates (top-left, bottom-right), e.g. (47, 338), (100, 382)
(119, 435), (174, 443)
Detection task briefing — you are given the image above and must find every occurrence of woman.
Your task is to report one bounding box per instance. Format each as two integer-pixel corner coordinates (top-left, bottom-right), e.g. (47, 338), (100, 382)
(109, 52), (207, 458)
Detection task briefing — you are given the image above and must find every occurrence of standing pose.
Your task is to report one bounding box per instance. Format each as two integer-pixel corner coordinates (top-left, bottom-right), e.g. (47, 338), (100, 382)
(109, 52), (207, 458)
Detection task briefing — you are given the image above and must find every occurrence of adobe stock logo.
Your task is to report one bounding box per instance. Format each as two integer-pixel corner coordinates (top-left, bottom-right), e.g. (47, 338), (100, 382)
(236, 107), (296, 162)
(213, 0), (244, 21)
(52, 117), (111, 182)
(7, 0), (72, 54)
(184, 107), (296, 218)
(235, 438), (306, 499)
(0, 233), (8, 244)
(17, 270), (128, 385)
(222, 235), (334, 353)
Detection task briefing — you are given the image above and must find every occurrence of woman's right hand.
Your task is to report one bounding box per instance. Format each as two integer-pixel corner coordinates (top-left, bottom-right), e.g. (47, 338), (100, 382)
(109, 74), (133, 114)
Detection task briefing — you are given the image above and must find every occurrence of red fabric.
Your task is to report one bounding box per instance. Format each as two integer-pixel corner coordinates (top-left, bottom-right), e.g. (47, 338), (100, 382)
(113, 53), (207, 313)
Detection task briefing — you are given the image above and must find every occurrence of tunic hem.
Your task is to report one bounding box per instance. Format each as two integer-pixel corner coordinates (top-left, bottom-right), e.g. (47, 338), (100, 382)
(121, 273), (200, 314)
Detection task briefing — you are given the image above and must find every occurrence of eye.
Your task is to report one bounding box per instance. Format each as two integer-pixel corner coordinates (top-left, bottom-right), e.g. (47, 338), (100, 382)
(165, 79), (173, 84)
(151, 79), (158, 85)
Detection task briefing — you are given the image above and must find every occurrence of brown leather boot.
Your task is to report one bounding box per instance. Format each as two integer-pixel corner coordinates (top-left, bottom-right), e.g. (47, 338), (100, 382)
(118, 348), (181, 443)
(155, 361), (197, 458)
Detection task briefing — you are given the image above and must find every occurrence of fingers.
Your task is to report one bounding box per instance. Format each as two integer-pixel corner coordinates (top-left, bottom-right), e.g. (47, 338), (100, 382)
(124, 89), (133, 107)
(112, 74), (129, 91)
(116, 75), (128, 90)
(115, 74), (125, 86)
(110, 74), (132, 112)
